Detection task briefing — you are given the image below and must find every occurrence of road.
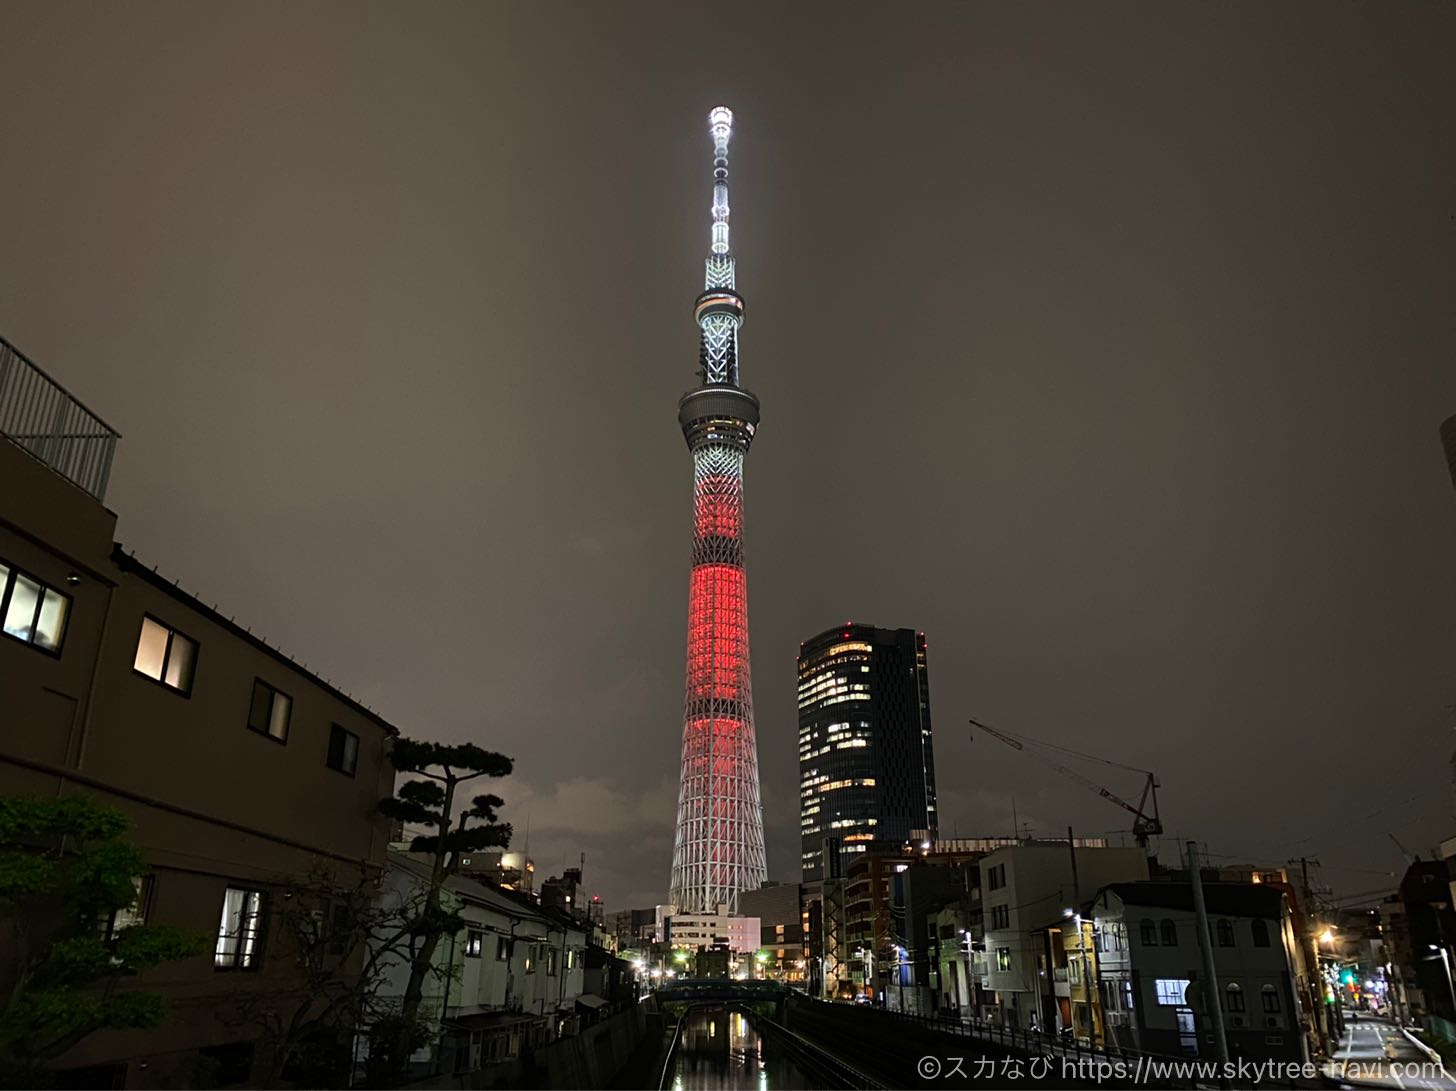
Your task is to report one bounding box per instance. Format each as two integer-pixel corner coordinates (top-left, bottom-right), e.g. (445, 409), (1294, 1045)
(1325, 1017), (1456, 1090)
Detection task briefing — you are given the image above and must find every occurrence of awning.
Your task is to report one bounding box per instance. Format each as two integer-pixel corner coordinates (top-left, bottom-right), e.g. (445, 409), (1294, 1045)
(576, 994), (610, 1011)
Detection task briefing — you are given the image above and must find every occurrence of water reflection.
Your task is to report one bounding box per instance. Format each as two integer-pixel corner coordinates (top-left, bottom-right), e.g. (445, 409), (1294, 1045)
(669, 1008), (810, 1091)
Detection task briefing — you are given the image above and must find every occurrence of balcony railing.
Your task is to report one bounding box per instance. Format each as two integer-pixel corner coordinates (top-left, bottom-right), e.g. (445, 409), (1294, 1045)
(0, 335), (119, 502)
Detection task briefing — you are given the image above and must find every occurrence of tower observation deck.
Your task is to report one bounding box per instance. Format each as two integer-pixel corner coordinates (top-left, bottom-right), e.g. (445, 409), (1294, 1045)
(668, 107), (768, 914)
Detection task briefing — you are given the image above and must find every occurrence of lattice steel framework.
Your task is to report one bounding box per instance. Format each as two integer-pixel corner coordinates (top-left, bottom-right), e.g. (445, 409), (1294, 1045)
(669, 107), (767, 914)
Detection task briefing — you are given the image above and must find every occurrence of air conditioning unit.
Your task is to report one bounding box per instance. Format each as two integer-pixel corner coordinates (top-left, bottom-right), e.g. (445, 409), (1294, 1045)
(1266, 1017), (1278, 1028)
(1232, 1016), (1245, 1027)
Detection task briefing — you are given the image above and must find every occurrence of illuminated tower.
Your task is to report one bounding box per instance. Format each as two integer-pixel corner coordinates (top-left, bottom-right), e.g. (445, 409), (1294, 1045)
(669, 107), (767, 913)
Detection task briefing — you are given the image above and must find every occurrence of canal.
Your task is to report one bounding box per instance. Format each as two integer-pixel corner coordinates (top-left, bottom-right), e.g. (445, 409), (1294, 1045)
(666, 1008), (812, 1091)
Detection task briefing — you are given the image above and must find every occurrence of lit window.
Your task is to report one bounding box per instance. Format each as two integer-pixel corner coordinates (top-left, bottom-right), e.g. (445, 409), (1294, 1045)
(215, 886), (265, 970)
(100, 876), (153, 942)
(465, 930), (483, 957)
(995, 948), (1011, 972)
(496, 937), (509, 961)
(247, 679), (291, 743)
(133, 615), (198, 694)
(1155, 979), (1189, 1005)
(327, 724), (359, 776)
(0, 562), (71, 654)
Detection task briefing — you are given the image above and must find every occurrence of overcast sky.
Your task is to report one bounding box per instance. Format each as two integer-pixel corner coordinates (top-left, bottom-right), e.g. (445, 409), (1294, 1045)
(3, 2), (1454, 912)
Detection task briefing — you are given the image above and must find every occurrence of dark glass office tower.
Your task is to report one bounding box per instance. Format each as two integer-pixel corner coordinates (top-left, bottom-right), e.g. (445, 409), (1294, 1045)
(797, 624), (938, 882)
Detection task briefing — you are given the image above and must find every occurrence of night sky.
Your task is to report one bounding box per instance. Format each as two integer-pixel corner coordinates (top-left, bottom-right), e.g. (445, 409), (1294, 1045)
(3, 3), (1454, 913)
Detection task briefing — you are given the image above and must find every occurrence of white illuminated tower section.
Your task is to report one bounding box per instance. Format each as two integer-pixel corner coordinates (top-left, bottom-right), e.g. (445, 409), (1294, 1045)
(669, 107), (767, 913)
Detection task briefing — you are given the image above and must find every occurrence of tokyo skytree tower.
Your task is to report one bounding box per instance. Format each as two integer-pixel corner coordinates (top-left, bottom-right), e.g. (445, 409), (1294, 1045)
(668, 107), (768, 913)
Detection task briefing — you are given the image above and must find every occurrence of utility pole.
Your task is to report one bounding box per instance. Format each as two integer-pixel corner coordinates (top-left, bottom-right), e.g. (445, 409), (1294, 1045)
(1188, 842), (1231, 1071)
(1298, 856), (1332, 1057)
(1068, 826), (1082, 909)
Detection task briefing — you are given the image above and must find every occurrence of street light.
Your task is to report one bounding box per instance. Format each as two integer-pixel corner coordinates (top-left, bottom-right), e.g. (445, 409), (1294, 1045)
(1429, 945), (1456, 1014)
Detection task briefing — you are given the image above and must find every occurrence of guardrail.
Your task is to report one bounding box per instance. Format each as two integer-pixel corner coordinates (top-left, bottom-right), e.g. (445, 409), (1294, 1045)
(0, 335), (119, 502)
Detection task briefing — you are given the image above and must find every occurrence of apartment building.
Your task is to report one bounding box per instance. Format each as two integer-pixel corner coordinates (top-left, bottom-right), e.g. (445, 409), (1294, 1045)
(0, 336), (398, 1086)
(977, 842), (1149, 1029)
(375, 854), (590, 1079)
(1089, 882), (1308, 1064)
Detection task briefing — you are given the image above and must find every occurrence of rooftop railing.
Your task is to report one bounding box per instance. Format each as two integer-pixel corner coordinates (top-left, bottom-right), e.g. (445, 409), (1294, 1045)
(0, 335), (119, 503)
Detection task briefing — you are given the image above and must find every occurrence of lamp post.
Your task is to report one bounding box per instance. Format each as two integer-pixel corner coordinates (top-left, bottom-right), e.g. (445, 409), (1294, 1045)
(1430, 945), (1456, 1016)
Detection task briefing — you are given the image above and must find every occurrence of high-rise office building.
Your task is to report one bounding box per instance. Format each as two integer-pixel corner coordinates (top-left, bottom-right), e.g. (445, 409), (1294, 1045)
(798, 624), (938, 882)
(668, 108), (767, 913)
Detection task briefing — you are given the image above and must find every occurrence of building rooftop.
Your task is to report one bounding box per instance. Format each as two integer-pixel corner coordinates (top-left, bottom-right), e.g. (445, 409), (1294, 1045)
(1102, 882), (1284, 919)
(114, 545), (401, 736)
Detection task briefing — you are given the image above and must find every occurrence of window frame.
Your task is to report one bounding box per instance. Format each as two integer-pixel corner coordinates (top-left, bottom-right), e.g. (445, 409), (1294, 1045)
(465, 930), (484, 958)
(1140, 919), (1158, 946)
(1225, 982), (1245, 1012)
(1216, 919), (1235, 947)
(1251, 919), (1270, 947)
(0, 560), (72, 657)
(326, 723), (360, 777)
(1261, 984), (1279, 1013)
(246, 678), (292, 744)
(214, 885), (267, 971)
(132, 613), (199, 696)
(1160, 918), (1177, 947)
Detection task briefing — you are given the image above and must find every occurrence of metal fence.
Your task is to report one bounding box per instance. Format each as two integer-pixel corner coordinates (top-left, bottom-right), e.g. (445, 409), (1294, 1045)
(0, 335), (119, 502)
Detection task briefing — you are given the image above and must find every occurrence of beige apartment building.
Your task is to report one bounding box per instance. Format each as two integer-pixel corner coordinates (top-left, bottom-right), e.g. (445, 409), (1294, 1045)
(0, 336), (399, 1087)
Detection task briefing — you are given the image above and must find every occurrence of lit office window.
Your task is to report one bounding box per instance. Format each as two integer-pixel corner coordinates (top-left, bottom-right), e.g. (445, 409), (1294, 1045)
(0, 562), (71, 653)
(215, 886), (265, 970)
(133, 616), (198, 694)
(247, 679), (292, 743)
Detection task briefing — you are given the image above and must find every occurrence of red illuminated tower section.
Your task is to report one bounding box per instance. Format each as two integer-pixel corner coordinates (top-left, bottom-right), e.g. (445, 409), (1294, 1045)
(669, 107), (767, 914)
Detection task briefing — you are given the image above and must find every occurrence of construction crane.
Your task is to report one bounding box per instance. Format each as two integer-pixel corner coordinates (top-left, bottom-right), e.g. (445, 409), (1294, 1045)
(968, 717), (1163, 847)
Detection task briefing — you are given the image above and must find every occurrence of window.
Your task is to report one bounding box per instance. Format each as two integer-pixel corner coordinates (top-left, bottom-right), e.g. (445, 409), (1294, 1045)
(987, 864), (1006, 891)
(100, 876), (153, 941)
(1069, 957), (1082, 984)
(215, 886), (265, 970)
(327, 724), (359, 776)
(465, 930), (483, 957)
(1155, 978), (1190, 1006)
(133, 615), (198, 695)
(1216, 919), (1234, 947)
(496, 937), (509, 961)
(247, 679), (291, 743)
(1225, 983), (1245, 1012)
(995, 947), (1011, 972)
(0, 562), (71, 654)
(1251, 919), (1270, 947)
(991, 905), (1009, 929)
(1261, 985), (1279, 1013)
(1160, 919), (1177, 946)
(1140, 919), (1158, 946)
(525, 946), (536, 974)
(547, 947), (559, 975)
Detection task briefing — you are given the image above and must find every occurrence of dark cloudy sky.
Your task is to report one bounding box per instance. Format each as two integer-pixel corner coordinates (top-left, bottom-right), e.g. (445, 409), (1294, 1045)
(3, 2), (1454, 911)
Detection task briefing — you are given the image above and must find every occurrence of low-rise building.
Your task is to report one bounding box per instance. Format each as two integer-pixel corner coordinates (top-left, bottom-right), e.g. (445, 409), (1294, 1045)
(977, 842), (1149, 1030)
(1089, 882), (1307, 1064)
(374, 852), (590, 1079)
(0, 335), (399, 1088)
(661, 905), (760, 954)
